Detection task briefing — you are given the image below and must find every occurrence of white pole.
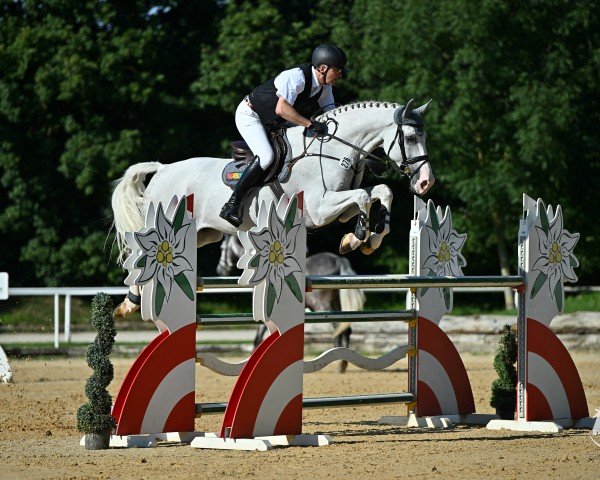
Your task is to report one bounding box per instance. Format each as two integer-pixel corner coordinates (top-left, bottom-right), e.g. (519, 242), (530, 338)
(54, 293), (60, 349)
(64, 294), (71, 343)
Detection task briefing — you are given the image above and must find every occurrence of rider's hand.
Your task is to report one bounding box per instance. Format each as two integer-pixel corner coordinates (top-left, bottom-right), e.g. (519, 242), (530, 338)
(309, 120), (328, 137)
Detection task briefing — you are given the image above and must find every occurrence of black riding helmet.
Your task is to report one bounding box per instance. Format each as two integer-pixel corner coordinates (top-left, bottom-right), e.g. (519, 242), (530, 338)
(311, 44), (348, 75)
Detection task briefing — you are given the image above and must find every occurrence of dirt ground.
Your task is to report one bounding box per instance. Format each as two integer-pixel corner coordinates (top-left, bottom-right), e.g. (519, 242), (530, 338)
(0, 352), (599, 480)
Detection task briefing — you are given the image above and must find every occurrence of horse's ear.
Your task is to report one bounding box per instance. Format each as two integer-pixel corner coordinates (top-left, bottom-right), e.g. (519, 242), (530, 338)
(393, 106), (404, 124)
(415, 99), (432, 117)
(402, 99), (414, 120)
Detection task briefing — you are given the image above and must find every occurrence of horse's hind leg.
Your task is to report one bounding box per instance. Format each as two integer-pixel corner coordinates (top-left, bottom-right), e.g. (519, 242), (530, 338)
(113, 285), (141, 318)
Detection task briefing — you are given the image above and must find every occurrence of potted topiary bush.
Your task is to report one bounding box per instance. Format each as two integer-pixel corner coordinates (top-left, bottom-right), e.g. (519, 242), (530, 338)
(490, 324), (517, 420)
(77, 293), (117, 449)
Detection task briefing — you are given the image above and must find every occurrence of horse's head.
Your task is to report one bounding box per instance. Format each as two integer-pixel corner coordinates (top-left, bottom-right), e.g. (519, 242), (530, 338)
(387, 99), (435, 196)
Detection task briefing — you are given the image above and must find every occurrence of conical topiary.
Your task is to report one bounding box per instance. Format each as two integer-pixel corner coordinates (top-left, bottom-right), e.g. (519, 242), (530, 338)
(77, 293), (117, 449)
(490, 324), (517, 419)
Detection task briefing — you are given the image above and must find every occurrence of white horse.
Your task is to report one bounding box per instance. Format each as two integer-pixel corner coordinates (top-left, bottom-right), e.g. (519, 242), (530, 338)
(112, 99), (434, 316)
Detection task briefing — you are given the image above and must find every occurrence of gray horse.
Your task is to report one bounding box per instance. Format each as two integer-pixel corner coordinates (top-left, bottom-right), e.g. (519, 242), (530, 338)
(217, 234), (366, 373)
(113, 99), (433, 317)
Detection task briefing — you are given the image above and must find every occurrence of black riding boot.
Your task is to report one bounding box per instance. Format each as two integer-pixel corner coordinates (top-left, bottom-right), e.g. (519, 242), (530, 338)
(220, 156), (266, 227)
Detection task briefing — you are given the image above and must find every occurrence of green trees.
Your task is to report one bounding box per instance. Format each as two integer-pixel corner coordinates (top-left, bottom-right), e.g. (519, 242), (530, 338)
(1, 0), (598, 288)
(0, 1), (220, 285)
(348, 0), (599, 283)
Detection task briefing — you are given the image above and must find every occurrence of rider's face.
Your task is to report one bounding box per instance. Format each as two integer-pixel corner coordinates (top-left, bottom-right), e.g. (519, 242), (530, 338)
(318, 65), (343, 85)
(327, 66), (343, 85)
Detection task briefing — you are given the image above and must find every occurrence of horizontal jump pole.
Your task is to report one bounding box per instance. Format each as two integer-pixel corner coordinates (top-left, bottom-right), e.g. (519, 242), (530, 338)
(197, 275), (524, 291)
(195, 392), (414, 417)
(197, 309), (416, 327)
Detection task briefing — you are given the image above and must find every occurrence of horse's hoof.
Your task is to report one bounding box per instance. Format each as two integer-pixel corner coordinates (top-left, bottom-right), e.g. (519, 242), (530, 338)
(375, 206), (390, 234)
(354, 213), (369, 241)
(359, 242), (375, 255)
(339, 234), (354, 255)
(354, 227), (369, 241)
(113, 300), (140, 318)
(337, 360), (348, 374)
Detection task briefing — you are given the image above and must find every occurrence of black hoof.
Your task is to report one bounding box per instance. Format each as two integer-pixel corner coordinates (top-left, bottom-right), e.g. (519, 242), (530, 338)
(355, 228), (367, 241)
(354, 213), (368, 241)
(375, 206), (389, 234)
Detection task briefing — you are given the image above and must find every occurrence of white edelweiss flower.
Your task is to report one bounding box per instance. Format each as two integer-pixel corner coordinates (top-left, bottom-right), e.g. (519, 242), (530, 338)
(133, 203), (192, 301)
(421, 209), (467, 277)
(245, 203), (302, 302)
(532, 206), (579, 298)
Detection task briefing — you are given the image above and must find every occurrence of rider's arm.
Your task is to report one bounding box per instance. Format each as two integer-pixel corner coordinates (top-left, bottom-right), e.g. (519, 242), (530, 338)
(275, 96), (312, 128)
(273, 68), (312, 128)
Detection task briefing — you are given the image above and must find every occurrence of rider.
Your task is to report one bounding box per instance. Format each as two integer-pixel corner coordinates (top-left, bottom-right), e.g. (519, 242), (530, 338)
(220, 44), (348, 227)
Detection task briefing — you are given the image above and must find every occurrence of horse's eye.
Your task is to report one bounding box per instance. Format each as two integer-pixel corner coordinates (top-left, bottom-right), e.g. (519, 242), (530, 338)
(406, 135), (417, 144)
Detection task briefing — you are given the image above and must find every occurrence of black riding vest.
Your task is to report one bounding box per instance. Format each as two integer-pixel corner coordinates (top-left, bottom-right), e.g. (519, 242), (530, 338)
(249, 63), (322, 129)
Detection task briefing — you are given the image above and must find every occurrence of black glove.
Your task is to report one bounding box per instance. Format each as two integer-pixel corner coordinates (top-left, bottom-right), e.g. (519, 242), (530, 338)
(309, 120), (328, 137)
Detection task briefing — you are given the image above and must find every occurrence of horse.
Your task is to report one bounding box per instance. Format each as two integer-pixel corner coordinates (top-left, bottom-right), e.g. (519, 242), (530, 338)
(112, 98), (434, 317)
(216, 234), (366, 373)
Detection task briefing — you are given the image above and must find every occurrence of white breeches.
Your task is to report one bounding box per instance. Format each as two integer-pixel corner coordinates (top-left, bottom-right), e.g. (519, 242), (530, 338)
(235, 100), (274, 170)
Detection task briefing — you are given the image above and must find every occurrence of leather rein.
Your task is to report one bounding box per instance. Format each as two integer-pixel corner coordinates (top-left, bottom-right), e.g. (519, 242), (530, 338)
(294, 118), (430, 180)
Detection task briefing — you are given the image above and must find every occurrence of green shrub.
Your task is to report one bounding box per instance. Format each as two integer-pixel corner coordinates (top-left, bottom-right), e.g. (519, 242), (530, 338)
(76, 293), (117, 434)
(490, 324), (517, 415)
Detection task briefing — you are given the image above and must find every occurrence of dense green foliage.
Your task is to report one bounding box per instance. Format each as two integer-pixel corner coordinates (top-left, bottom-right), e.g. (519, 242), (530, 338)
(76, 292), (116, 434)
(490, 324), (517, 415)
(1, 0), (598, 287)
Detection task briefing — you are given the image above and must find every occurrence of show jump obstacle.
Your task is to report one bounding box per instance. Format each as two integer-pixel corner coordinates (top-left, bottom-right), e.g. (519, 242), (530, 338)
(103, 193), (593, 450)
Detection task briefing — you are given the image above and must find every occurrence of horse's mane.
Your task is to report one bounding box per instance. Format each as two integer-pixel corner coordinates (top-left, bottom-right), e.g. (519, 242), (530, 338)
(321, 101), (401, 120)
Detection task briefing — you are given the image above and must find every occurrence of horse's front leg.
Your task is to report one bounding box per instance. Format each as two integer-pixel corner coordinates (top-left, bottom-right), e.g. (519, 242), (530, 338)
(310, 189), (372, 255)
(359, 184), (394, 255)
(113, 285), (141, 318)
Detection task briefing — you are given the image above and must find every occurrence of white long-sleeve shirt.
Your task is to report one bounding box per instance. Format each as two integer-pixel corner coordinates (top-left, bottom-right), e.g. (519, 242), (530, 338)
(273, 66), (335, 112)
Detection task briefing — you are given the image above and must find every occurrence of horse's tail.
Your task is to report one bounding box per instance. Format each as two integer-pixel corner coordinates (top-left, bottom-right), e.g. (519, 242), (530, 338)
(111, 162), (163, 263)
(338, 257), (366, 312)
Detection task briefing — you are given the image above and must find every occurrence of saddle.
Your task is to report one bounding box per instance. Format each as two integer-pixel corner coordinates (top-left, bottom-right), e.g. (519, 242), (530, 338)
(222, 128), (292, 189)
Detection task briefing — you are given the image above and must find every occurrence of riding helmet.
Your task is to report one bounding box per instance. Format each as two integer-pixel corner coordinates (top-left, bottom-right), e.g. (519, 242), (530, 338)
(311, 44), (348, 73)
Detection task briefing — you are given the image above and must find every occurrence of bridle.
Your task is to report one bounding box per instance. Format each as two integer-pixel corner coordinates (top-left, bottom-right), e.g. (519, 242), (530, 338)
(295, 107), (430, 181)
(385, 111), (430, 180)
